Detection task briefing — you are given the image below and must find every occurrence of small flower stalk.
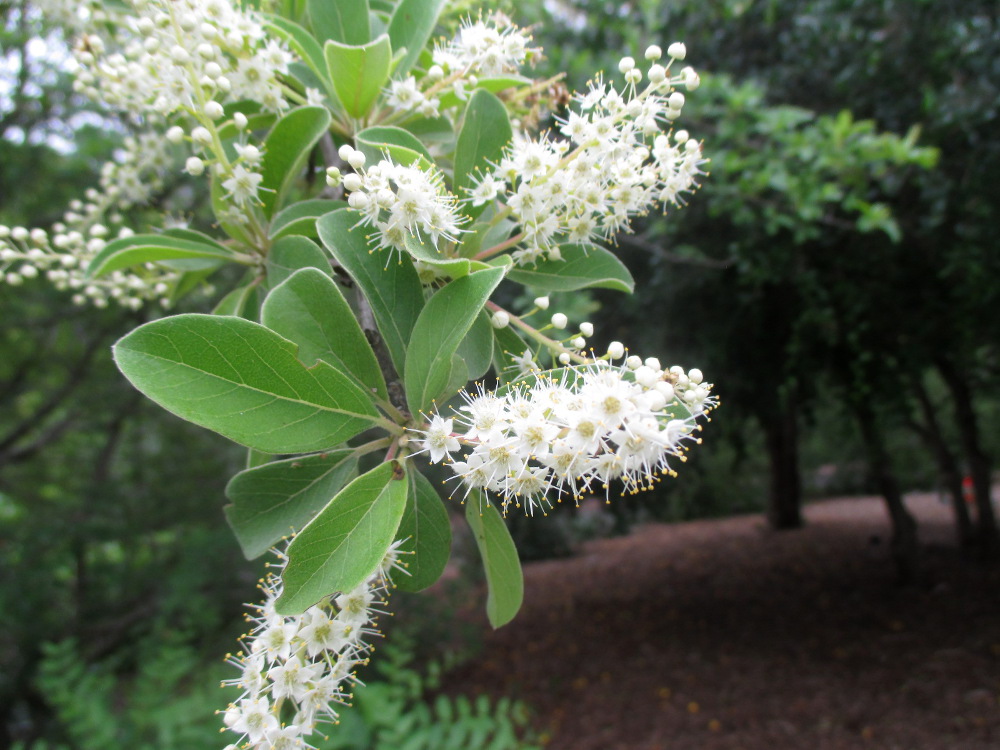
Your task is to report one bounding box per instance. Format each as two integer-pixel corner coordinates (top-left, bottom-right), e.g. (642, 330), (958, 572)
(415, 356), (717, 515)
(221, 543), (404, 749)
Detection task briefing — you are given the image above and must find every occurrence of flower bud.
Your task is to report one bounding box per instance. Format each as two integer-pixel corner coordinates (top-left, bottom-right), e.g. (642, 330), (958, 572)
(166, 126), (185, 143)
(607, 341), (625, 359)
(185, 156), (205, 176)
(667, 42), (687, 60)
(204, 100), (224, 120)
(579, 322), (594, 337)
(491, 311), (510, 329)
(342, 173), (363, 192)
(551, 312), (568, 329)
(534, 296), (550, 310)
(645, 45), (662, 61)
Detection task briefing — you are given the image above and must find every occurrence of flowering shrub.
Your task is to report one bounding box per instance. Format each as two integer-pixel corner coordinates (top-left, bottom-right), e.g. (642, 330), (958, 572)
(3, 1), (715, 746)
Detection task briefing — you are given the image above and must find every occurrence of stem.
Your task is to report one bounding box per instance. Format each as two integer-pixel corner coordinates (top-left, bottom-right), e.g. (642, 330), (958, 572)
(473, 231), (524, 261)
(353, 436), (394, 458)
(486, 301), (590, 365)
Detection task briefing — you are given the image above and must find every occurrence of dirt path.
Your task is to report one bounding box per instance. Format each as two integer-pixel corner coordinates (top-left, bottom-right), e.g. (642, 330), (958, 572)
(445, 493), (1000, 749)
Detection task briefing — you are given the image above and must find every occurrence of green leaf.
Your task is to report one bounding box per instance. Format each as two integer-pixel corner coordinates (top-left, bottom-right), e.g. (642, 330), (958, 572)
(404, 265), (506, 414)
(277, 460), (408, 614)
(402, 235), (484, 279)
(225, 449), (359, 559)
(261, 267), (388, 400)
(387, 0), (446, 76)
(269, 199), (347, 240)
(113, 314), (381, 454)
(505, 244), (635, 293)
(395, 470), (452, 592)
(355, 126), (434, 170)
(260, 106), (332, 219)
(325, 35), (392, 119)
(86, 234), (234, 277)
(212, 281), (263, 320)
(308, 0), (370, 45)
(465, 494), (523, 628)
(264, 16), (335, 99)
(454, 90), (512, 220)
(455, 309), (494, 382)
(266, 235), (331, 287)
(317, 208), (424, 376)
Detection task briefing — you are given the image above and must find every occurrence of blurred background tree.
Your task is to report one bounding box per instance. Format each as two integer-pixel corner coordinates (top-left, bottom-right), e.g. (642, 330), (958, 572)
(523, 0), (1000, 574)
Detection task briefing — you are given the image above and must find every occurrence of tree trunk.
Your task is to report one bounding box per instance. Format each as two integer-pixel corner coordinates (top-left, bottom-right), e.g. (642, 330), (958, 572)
(936, 359), (999, 556)
(763, 401), (803, 529)
(855, 402), (920, 584)
(909, 376), (974, 548)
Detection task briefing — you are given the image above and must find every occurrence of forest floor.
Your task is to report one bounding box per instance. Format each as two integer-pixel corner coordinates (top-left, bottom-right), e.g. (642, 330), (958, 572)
(442, 493), (1000, 750)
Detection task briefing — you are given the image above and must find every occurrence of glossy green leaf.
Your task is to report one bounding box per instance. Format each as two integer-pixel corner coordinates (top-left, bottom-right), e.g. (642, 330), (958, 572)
(161, 227), (230, 250)
(308, 0), (369, 45)
(246, 448), (272, 469)
(325, 35), (391, 119)
(506, 244), (635, 293)
(456, 309), (494, 382)
(260, 106), (332, 218)
(262, 267), (387, 400)
(277, 460), (408, 614)
(317, 208), (424, 376)
(465, 494), (523, 628)
(404, 265), (506, 415)
(225, 449), (359, 559)
(355, 125), (434, 170)
(387, 0), (446, 76)
(269, 199), (347, 240)
(265, 235), (331, 287)
(212, 281), (263, 320)
(395, 470), (452, 592)
(87, 234), (234, 277)
(401, 235), (483, 279)
(264, 16), (334, 99)
(454, 90), (512, 220)
(441, 354), (469, 404)
(113, 314), (381, 454)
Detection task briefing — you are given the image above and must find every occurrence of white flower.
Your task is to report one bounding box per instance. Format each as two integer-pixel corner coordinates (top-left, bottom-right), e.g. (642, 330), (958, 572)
(419, 415), (460, 463)
(343, 158), (463, 256)
(222, 164), (263, 206)
(414, 357), (716, 512)
(221, 541), (401, 748)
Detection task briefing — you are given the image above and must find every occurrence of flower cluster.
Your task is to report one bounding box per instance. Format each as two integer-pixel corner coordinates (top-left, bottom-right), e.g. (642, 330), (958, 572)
(71, 0), (290, 117)
(0, 133), (179, 308)
(221, 543), (404, 749)
(415, 354), (716, 515)
(334, 145), (464, 256)
(472, 45), (707, 265)
(385, 13), (536, 118)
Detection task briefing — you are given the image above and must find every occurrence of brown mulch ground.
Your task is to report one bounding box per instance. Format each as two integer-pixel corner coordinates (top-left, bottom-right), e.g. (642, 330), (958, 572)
(444, 493), (1000, 750)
